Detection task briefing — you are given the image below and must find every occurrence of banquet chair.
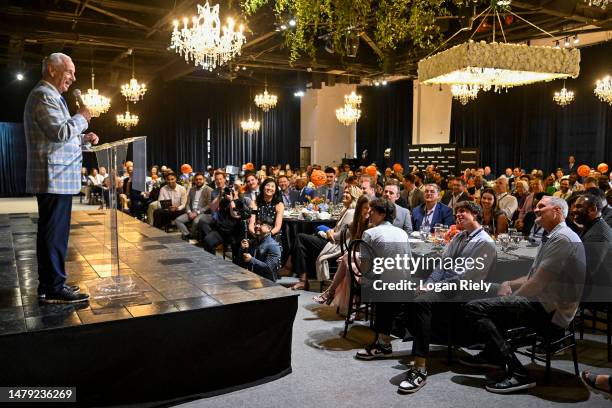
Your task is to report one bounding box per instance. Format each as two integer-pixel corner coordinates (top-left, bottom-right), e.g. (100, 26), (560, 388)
(343, 238), (374, 337)
(506, 320), (579, 385)
(578, 303), (611, 362)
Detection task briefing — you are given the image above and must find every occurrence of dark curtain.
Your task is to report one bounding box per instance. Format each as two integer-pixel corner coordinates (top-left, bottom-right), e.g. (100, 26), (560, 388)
(451, 41), (612, 175)
(356, 80), (413, 169)
(0, 123), (27, 196)
(85, 80), (300, 172)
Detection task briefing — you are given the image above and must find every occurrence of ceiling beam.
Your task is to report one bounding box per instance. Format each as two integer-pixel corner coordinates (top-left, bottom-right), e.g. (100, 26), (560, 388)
(64, 0), (149, 30)
(146, 0), (199, 38)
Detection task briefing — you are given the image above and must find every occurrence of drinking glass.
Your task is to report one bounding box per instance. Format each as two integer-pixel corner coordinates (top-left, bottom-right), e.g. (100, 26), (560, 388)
(498, 233), (510, 252)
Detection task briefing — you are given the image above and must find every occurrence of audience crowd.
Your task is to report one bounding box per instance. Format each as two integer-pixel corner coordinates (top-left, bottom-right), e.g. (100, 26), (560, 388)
(77, 154), (612, 395)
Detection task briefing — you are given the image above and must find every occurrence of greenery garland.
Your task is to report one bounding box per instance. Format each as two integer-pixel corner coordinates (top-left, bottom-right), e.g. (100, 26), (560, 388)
(242, 0), (464, 65)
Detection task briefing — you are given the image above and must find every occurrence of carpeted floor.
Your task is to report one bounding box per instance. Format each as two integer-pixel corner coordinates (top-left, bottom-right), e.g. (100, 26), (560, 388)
(1, 197), (610, 407)
(178, 292), (612, 408)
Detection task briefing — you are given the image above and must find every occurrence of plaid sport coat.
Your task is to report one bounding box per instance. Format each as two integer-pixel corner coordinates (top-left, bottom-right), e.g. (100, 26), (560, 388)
(24, 80), (89, 194)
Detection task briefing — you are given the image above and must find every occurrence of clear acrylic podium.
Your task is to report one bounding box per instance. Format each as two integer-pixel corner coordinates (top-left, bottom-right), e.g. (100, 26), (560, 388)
(85, 136), (148, 306)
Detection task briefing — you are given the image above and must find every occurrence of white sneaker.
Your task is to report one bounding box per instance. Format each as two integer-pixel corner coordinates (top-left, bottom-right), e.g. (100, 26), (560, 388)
(189, 239), (198, 245)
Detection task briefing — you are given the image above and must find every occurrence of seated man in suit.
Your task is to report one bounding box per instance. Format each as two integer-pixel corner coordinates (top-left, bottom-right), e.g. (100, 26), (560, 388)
(441, 177), (471, 212)
(412, 184), (455, 232)
(175, 172), (213, 242)
(382, 181), (412, 234)
(278, 174), (299, 208)
(400, 173), (425, 211)
(241, 215), (282, 282)
(317, 167), (343, 204)
(295, 176), (317, 204)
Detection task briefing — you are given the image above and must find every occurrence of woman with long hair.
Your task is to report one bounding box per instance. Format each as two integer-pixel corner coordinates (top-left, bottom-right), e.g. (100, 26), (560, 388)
(249, 178), (284, 237)
(480, 188), (508, 236)
(313, 195), (370, 309)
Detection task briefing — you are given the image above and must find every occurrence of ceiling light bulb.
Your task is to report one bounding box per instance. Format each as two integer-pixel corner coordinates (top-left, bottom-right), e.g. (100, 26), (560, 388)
(289, 19), (296, 27)
(280, 24), (287, 30)
(555, 40), (560, 49)
(564, 37), (570, 47)
(574, 34), (579, 44)
(382, 80), (388, 85)
(16, 73), (24, 81)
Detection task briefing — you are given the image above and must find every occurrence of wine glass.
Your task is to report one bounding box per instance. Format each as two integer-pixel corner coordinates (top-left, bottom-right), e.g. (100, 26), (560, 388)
(498, 233), (510, 252)
(419, 224), (431, 242)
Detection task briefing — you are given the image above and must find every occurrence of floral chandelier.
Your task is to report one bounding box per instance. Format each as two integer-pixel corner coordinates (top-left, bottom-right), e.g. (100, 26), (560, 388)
(553, 86), (575, 107)
(170, 2), (246, 71)
(81, 68), (110, 117)
(451, 84), (480, 105)
(254, 83), (278, 112)
(418, 3), (580, 101)
(594, 75), (612, 105)
(116, 103), (139, 130)
(584, 0), (609, 9)
(121, 52), (147, 103)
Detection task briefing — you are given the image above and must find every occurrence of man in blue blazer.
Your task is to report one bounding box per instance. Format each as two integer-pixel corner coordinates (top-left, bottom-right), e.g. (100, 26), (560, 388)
(412, 184), (455, 232)
(278, 175), (299, 208)
(295, 176), (318, 204)
(25, 53), (98, 304)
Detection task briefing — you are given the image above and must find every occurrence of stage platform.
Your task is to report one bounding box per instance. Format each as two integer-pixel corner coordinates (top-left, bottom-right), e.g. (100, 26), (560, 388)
(0, 211), (298, 406)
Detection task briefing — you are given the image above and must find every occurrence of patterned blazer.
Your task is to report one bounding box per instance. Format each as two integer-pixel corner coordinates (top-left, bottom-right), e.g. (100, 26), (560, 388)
(24, 80), (89, 194)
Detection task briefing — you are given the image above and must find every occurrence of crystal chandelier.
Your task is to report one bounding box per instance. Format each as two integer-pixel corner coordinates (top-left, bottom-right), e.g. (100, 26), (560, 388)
(170, 2), (246, 71)
(241, 117), (260, 134)
(254, 83), (278, 112)
(451, 84), (480, 105)
(594, 75), (612, 105)
(81, 68), (110, 117)
(121, 52), (147, 103)
(116, 104), (139, 130)
(344, 91), (362, 107)
(553, 83), (575, 107)
(336, 103), (361, 126)
(585, 0), (609, 9)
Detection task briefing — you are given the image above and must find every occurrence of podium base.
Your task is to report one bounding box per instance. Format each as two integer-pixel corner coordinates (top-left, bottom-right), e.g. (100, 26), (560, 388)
(86, 275), (151, 309)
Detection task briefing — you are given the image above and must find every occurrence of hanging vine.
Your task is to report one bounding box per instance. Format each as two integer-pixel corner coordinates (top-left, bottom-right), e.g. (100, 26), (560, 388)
(242, 0), (463, 64)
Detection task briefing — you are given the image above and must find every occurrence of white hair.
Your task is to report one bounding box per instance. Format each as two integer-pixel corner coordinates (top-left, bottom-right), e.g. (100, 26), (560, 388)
(547, 196), (569, 218)
(515, 180), (528, 191)
(42, 53), (70, 77)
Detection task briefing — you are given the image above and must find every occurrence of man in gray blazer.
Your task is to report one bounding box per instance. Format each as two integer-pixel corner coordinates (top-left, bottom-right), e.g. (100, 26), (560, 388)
(383, 182), (412, 234)
(175, 172), (213, 241)
(400, 173), (425, 210)
(317, 167), (343, 204)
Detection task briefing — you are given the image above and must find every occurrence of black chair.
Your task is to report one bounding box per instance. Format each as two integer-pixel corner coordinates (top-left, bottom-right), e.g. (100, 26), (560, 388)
(578, 303), (611, 362)
(319, 224), (349, 292)
(507, 321), (580, 385)
(343, 238), (374, 337)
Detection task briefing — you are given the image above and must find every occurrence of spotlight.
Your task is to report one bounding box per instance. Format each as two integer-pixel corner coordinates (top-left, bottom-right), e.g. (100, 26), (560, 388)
(574, 34), (579, 44)
(382, 80), (387, 86)
(16, 73), (24, 81)
(564, 37), (570, 47)
(288, 19), (296, 27)
(294, 90), (305, 97)
(280, 24), (287, 30)
(242, 66), (246, 70)
(373, 81), (380, 86)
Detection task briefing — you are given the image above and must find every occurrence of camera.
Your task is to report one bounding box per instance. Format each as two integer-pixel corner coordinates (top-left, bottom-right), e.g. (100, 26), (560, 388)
(234, 198), (253, 221)
(223, 186), (233, 196)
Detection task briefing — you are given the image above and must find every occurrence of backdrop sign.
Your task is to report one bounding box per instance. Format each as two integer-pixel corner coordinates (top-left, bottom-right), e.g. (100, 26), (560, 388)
(458, 148), (480, 172)
(408, 144), (458, 175)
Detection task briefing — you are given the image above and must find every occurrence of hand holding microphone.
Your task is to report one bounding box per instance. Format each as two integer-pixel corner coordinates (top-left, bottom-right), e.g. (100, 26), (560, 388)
(72, 89), (92, 122)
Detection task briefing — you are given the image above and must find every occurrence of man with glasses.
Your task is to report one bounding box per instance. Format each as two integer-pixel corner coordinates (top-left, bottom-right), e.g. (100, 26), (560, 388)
(412, 184), (454, 232)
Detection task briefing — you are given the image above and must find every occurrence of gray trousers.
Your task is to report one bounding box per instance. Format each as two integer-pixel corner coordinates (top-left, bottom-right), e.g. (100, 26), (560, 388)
(175, 213), (209, 238)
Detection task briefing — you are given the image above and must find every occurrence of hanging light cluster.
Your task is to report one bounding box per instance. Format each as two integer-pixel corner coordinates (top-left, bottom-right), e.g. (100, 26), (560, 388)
(594, 75), (612, 105)
(117, 51), (146, 130)
(553, 86), (575, 107)
(254, 84), (278, 112)
(336, 90), (362, 126)
(451, 84), (480, 105)
(81, 68), (111, 117)
(241, 117), (260, 134)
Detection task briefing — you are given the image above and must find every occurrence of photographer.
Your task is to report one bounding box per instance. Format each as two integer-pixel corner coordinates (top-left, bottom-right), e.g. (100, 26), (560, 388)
(199, 181), (252, 264)
(240, 215), (282, 281)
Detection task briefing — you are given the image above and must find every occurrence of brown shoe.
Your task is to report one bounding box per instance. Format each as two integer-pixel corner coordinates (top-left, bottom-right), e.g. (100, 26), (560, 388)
(291, 279), (309, 291)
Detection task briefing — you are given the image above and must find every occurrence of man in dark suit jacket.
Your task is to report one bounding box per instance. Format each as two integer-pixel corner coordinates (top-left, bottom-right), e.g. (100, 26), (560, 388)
(412, 184), (455, 232)
(440, 177), (471, 212)
(400, 173), (425, 211)
(278, 175), (299, 208)
(295, 176), (317, 204)
(317, 167), (342, 204)
(573, 194), (612, 303)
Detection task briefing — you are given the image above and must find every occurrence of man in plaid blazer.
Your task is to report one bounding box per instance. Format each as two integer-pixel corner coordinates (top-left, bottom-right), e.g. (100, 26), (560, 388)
(24, 52), (99, 304)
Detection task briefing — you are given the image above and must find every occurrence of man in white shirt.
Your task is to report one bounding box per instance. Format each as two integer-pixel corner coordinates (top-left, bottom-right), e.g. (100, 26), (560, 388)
(553, 178), (572, 200)
(245, 172), (260, 202)
(153, 172), (187, 229)
(495, 177), (518, 220)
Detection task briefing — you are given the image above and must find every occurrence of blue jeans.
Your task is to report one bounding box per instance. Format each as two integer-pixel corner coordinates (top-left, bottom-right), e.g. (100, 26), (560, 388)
(36, 194), (73, 293)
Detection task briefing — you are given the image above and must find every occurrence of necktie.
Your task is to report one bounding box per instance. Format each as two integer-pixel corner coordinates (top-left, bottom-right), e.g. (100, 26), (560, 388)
(327, 188), (332, 201)
(60, 96), (69, 112)
(541, 230), (549, 243)
(423, 209), (433, 227)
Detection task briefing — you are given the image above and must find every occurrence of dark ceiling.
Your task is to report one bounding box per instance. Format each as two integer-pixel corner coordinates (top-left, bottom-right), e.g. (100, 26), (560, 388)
(0, 0), (611, 92)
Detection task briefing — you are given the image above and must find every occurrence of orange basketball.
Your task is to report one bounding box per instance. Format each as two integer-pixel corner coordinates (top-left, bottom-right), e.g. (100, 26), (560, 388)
(393, 163), (403, 173)
(365, 165), (377, 177)
(245, 162), (254, 171)
(310, 169), (326, 187)
(597, 163), (608, 173)
(180, 164), (192, 174)
(577, 164), (590, 177)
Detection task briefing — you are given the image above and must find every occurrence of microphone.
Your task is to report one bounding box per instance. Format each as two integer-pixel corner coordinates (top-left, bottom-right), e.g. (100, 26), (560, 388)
(73, 89), (86, 108)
